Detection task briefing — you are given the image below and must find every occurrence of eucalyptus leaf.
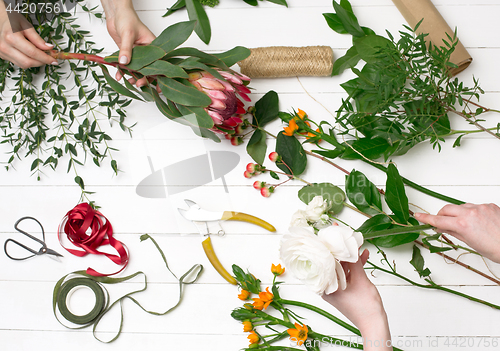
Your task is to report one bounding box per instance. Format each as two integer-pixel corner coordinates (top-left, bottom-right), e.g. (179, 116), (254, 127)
(213, 46), (251, 67)
(163, 0), (186, 17)
(151, 20), (197, 53)
(275, 132), (307, 176)
(157, 76), (211, 107)
(138, 60), (189, 78)
(185, 0), (211, 44)
(298, 183), (346, 214)
(100, 65), (143, 101)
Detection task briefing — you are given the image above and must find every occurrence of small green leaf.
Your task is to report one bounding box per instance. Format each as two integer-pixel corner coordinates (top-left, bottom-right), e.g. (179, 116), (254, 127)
(213, 46), (251, 67)
(323, 13), (348, 34)
(270, 171), (279, 180)
(243, 0), (258, 5)
(332, 0), (365, 37)
(410, 245), (431, 278)
(157, 76), (211, 106)
(298, 183), (346, 214)
(276, 132), (307, 176)
(254, 91), (279, 127)
(185, 0), (211, 44)
(331, 46), (360, 76)
(385, 164), (409, 224)
(74, 176), (85, 190)
(247, 129), (267, 165)
(357, 214), (392, 236)
(163, 0), (186, 17)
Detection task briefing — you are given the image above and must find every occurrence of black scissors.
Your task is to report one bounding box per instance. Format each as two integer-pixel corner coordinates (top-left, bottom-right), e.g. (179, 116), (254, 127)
(4, 216), (63, 261)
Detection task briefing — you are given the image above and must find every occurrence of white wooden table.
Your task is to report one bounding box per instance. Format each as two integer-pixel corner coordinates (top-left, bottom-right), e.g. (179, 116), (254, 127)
(1, 1), (500, 350)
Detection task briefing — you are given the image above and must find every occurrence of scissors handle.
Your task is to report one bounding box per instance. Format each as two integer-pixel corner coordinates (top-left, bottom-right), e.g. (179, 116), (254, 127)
(221, 211), (276, 232)
(14, 216), (46, 245)
(4, 239), (37, 261)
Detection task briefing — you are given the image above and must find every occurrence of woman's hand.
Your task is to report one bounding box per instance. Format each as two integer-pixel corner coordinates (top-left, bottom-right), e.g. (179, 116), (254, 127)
(0, 3), (56, 68)
(322, 249), (393, 351)
(101, 0), (155, 87)
(415, 203), (500, 263)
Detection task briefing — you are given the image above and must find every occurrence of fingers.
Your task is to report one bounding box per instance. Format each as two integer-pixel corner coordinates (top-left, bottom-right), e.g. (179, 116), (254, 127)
(135, 76), (148, 88)
(118, 30), (134, 65)
(17, 28), (57, 65)
(360, 249), (370, 266)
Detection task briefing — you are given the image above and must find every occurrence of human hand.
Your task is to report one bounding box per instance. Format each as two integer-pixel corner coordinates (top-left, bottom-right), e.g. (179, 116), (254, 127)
(0, 3), (56, 68)
(322, 249), (392, 351)
(101, 0), (155, 87)
(415, 203), (500, 263)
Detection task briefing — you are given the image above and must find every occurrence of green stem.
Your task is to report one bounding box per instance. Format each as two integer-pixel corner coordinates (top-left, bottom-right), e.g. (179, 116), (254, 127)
(279, 299), (360, 336)
(367, 260), (500, 310)
(364, 161), (464, 205)
(448, 127), (499, 136)
(343, 202), (371, 218)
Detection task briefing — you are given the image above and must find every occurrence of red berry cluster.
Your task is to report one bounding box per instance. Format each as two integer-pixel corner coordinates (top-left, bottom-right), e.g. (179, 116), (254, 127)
(253, 180), (274, 197)
(244, 162), (264, 178)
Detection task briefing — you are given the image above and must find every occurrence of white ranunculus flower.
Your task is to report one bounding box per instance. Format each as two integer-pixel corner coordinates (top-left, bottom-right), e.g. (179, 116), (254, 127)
(280, 225), (363, 295)
(304, 195), (331, 222)
(290, 209), (310, 228)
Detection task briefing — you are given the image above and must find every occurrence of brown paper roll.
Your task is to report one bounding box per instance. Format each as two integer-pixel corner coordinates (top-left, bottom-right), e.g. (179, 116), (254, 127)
(237, 46), (334, 78)
(392, 0), (472, 76)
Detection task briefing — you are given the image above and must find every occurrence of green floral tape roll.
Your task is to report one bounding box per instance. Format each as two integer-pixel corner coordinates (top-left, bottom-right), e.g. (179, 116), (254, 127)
(57, 278), (106, 325)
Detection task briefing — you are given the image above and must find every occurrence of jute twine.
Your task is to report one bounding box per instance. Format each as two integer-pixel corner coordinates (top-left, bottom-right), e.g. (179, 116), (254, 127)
(238, 46), (334, 78)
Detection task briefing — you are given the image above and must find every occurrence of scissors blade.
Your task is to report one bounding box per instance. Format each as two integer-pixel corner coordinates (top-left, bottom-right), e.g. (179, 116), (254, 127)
(45, 247), (64, 258)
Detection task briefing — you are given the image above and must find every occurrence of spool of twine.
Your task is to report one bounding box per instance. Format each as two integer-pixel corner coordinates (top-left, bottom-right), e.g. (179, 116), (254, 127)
(238, 46), (334, 78)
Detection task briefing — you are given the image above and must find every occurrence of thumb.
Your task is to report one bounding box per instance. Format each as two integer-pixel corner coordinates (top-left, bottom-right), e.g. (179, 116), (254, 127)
(118, 31), (135, 65)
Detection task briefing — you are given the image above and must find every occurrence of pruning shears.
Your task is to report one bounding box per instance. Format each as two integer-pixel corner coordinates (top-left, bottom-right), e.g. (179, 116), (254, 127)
(178, 199), (276, 284)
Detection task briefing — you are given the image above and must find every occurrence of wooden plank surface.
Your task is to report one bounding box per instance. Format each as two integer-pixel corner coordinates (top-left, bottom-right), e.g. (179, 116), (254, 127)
(1, 0), (500, 350)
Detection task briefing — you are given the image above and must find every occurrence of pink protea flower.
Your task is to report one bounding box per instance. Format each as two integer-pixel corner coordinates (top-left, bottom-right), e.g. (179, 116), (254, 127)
(188, 70), (251, 136)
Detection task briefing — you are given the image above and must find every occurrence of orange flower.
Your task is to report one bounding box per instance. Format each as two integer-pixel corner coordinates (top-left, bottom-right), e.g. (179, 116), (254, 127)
(252, 287), (274, 310)
(287, 323), (308, 346)
(243, 320), (253, 332)
(238, 289), (251, 300)
(247, 330), (259, 345)
(271, 263), (285, 276)
(297, 109), (307, 119)
(283, 118), (298, 136)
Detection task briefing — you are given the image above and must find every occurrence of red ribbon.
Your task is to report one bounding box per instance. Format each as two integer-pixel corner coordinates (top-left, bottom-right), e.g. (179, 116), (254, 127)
(58, 203), (129, 277)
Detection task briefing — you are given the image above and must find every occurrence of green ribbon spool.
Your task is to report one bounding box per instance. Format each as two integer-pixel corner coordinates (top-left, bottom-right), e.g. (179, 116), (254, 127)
(57, 277), (106, 325)
(53, 234), (203, 343)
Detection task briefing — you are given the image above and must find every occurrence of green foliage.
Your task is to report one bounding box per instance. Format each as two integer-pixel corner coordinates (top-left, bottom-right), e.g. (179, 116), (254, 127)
(322, 0), (496, 161)
(164, 0), (287, 44)
(345, 170), (382, 215)
(410, 245), (431, 278)
(298, 183), (346, 214)
(385, 164), (409, 224)
(0, 1), (129, 203)
(246, 91), (279, 164)
(232, 264), (261, 294)
(275, 132), (307, 176)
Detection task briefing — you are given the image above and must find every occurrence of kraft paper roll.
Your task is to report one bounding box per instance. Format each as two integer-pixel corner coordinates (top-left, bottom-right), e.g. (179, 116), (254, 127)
(237, 46), (334, 78)
(392, 0), (472, 76)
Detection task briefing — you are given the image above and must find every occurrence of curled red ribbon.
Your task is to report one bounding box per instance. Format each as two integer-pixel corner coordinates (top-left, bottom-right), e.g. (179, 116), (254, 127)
(58, 203), (129, 277)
